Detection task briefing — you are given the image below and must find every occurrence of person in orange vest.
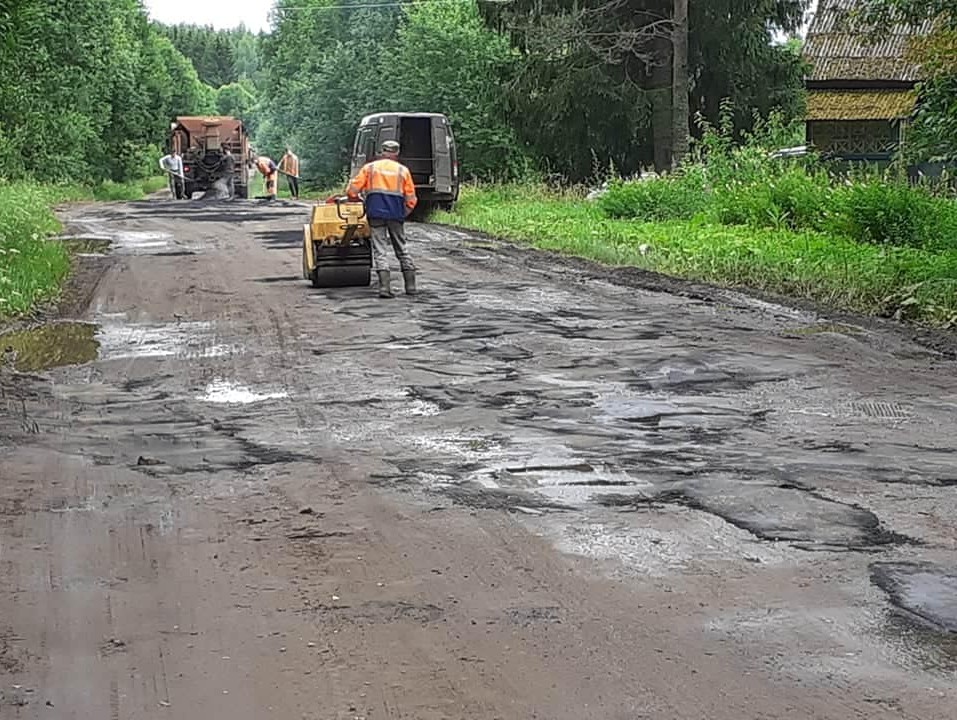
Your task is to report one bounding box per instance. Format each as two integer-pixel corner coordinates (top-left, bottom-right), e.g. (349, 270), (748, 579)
(255, 156), (278, 200)
(279, 147), (300, 199)
(346, 140), (418, 298)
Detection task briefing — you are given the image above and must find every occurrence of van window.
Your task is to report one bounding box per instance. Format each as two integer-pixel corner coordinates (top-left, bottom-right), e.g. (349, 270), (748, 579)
(361, 128), (377, 160)
(355, 127), (376, 162)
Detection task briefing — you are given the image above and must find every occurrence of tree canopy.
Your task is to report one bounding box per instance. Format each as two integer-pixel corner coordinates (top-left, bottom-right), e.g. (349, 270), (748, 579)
(22, 1), (952, 187)
(0, 0), (212, 183)
(253, 0), (811, 185)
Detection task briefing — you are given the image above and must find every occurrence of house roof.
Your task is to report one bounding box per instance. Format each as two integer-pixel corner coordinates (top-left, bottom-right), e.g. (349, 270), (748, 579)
(803, 0), (934, 83)
(806, 89), (918, 121)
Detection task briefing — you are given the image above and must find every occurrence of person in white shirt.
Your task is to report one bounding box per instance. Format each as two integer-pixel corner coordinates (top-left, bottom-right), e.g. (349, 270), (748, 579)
(159, 150), (185, 199)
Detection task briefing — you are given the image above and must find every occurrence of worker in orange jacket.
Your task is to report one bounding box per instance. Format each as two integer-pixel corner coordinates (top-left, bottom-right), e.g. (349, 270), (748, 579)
(346, 140), (418, 298)
(255, 156), (278, 201)
(279, 147), (300, 199)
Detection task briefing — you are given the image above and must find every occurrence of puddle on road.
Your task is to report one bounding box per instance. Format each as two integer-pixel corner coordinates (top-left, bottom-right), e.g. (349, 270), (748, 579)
(0, 321), (99, 372)
(111, 230), (175, 253)
(407, 433), (507, 460)
(708, 598), (957, 684)
(198, 379), (289, 405)
(67, 217), (188, 255)
(461, 443), (649, 506)
(0, 315), (238, 373)
(96, 316), (236, 361)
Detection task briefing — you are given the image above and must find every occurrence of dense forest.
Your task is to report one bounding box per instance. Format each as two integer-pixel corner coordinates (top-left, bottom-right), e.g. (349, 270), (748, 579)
(0, 0), (212, 183)
(157, 23), (263, 125)
(0, 0), (952, 187)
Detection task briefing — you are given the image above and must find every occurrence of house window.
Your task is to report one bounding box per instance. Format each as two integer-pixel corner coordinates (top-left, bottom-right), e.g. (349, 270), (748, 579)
(808, 120), (900, 156)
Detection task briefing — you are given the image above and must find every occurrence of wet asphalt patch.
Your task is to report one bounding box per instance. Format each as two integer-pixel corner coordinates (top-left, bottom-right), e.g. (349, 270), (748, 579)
(252, 275), (303, 284)
(254, 228), (302, 250)
(124, 202), (295, 225)
(126, 428), (314, 477)
(534, 470), (914, 551)
(441, 484), (572, 513)
(0, 371), (311, 480)
(352, 275), (930, 553)
(871, 562), (957, 634)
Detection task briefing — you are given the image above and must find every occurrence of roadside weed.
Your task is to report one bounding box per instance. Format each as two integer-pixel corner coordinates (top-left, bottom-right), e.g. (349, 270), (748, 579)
(437, 186), (957, 327)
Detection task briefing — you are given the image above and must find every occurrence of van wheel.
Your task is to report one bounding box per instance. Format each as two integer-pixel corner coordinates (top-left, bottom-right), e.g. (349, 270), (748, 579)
(411, 202), (434, 222)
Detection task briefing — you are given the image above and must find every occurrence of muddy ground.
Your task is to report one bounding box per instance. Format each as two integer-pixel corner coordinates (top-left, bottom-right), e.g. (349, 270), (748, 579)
(1, 196), (956, 719)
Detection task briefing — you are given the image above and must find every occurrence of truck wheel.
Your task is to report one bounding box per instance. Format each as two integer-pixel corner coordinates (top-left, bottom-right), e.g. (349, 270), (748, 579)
(184, 181), (196, 199)
(411, 202), (434, 222)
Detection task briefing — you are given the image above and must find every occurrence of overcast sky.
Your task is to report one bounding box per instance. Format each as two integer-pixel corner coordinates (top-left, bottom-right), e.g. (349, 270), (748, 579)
(143, 0), (274, 32)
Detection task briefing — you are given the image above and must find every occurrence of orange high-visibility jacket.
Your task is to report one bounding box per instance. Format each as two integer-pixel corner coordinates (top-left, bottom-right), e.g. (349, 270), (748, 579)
(279, 152), (300, 177)
(347, 158), (417, 221)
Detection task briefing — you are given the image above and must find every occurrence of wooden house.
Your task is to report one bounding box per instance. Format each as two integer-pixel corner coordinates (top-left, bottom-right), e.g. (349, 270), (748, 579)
(802, 0), (933, 163)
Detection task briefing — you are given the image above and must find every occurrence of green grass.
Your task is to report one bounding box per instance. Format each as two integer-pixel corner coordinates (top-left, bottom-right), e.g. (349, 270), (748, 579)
(0, 182), (85, 318)
(141, 175), (170, 195)
(435, 185), (957, 328)
(93, 176), (166, 201)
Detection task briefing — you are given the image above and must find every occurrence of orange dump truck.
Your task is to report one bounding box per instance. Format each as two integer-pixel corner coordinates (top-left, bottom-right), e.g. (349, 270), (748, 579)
(168, 116), (250, 199)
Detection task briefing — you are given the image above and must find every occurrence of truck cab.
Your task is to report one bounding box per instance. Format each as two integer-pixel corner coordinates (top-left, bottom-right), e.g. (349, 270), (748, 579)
(350, 112), (459, 216)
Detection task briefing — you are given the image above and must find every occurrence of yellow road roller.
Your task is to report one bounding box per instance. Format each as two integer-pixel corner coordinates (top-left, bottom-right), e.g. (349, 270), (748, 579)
(301, 197), (373, 288)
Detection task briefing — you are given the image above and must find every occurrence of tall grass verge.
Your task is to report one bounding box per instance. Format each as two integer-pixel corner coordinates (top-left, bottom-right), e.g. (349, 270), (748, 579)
(0, 182), (92, 317)
(93, 176), (167, 201)
(436, 186), (957, 327)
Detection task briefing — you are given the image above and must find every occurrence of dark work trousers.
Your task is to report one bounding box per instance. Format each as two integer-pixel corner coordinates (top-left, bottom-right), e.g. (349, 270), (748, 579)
(168, 174), (185, 199)
(370, 220), (414, 272)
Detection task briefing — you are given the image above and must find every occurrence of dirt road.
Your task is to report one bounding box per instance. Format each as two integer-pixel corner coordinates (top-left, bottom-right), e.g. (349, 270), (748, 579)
(2, 197), (956, 719)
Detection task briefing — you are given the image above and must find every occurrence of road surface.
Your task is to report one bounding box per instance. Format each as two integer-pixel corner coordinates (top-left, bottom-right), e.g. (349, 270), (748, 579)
(1, 197), (956, 719)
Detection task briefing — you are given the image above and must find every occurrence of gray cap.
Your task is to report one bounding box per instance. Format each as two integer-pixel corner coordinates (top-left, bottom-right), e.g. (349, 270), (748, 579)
(381, 140), (400, 153)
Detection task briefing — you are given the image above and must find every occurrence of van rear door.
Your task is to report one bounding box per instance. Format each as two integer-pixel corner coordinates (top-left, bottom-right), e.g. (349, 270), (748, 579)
(431, 117), (453, 195)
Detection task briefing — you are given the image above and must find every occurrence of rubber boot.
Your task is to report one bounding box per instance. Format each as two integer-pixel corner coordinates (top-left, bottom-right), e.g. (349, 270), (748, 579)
(377, 270), (394, 298)
(402, 270), (417, 296)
